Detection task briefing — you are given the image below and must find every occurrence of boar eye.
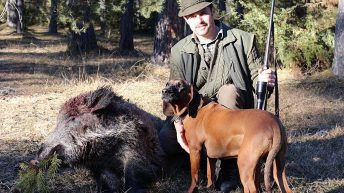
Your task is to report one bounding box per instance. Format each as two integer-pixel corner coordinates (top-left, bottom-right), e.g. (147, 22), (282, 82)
(67, 117), (75, 122)
(71, 135), (77, 144)
(81, 126), (88, 132)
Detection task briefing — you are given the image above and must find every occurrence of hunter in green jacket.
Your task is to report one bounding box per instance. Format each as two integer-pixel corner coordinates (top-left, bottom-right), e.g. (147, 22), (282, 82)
(170, 20), (261, 108)
(159, 0), (276, 191)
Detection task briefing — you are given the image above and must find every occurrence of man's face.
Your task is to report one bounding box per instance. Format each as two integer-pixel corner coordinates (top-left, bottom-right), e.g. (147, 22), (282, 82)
(184, 6), (214, 37)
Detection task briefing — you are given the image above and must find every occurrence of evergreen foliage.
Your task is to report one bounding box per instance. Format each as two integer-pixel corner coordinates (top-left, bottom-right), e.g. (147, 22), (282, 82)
(16, 154), (61, 193)
(24, 0), (50, 25)
(221, 0), (336, 72)
(137, 0), (164, 18)
(0, 0), (336, 71)
(135, 0), (163, 33)
(93, 0), (125, 36)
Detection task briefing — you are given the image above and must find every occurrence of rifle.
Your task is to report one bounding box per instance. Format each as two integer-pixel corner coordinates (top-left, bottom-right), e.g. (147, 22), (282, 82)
(256, 0), (279, 117)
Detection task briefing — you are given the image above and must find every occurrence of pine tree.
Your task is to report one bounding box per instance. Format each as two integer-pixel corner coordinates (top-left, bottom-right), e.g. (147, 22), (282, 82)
(6, 0), (24, 33)
(64, 0), (98, 54)
(333, 0), (344, 76)
(49, 0), (58, 34)
(6, 0), (17, 28)
(15, 0), (24, 33)
(119, 0), (135, 50)
(152, 0), (186, 64)
(119, 0), (164, 50)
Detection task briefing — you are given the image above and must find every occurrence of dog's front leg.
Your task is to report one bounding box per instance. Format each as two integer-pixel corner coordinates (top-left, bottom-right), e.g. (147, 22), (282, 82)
(206, 157), (217, 189)
(188, 148), (202, 193)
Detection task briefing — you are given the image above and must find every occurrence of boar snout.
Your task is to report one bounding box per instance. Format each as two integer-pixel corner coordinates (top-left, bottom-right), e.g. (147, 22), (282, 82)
(36, 144), (65, 161)
(29, 159), (39, 166)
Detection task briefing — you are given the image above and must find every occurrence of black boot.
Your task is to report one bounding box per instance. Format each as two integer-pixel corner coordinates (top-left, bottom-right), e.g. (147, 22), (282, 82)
(215, 159), (241, 193)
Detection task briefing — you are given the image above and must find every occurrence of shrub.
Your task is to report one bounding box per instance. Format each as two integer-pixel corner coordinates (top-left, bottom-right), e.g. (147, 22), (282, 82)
(222, 1), (336, 73)
(16, 154), (61, 193)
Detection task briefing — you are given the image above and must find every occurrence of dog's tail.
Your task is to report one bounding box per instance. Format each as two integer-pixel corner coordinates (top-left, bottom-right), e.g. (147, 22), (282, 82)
(263, 118), (283, 193)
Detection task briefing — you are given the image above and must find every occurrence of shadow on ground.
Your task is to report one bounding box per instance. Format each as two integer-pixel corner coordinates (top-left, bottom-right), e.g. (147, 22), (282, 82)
(0, 29), (153, 81)
(0, 139), (97, 193)
(287, 131), (344, 180)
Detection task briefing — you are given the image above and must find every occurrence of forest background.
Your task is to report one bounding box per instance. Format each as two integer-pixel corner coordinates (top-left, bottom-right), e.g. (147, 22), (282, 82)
(0, 0), (343, 192)
(0, 0), (340, 71)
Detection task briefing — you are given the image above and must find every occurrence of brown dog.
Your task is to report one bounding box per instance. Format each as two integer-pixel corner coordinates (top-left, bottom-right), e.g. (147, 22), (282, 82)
(162, 79), (292, 193)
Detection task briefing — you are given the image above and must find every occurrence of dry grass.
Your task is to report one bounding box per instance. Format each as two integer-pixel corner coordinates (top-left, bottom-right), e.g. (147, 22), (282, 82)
(1, 25), (344, 193)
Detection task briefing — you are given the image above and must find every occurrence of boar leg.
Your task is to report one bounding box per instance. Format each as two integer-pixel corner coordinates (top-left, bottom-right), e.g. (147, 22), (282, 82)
(91, 167), (121, 193)
(124, 159), (157, 193)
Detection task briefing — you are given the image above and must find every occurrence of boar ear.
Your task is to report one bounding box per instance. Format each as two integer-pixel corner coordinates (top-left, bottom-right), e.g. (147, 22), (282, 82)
(163, 101), (175, 116)
(87, 86), (115, 113)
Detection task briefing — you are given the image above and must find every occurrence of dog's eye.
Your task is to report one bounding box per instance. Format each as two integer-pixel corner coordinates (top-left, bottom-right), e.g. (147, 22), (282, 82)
(179, 85), (187, 92)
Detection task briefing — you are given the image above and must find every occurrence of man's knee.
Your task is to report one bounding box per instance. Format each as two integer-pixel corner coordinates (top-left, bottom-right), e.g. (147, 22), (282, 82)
(217, 84), (246, 109)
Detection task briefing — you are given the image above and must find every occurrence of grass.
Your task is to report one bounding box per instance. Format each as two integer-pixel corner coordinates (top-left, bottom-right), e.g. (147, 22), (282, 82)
(1, 24), (344, 193)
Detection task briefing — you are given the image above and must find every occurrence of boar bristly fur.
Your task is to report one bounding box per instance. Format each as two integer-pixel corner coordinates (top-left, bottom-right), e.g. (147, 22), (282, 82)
(36, 86), (163, 193)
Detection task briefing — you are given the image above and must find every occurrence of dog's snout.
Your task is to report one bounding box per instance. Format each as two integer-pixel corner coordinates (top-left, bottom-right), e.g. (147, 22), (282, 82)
(162, 88), (168, 94)
(162, 86), (175, 94)
(162, 84), (178, 102)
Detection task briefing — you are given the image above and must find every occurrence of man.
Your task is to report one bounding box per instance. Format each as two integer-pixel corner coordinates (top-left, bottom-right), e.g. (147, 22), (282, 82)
(158, 0), (276, 192)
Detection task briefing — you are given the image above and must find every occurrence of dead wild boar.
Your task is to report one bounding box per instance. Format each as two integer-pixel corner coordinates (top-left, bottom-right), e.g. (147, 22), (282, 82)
(33, 86), (163, 193)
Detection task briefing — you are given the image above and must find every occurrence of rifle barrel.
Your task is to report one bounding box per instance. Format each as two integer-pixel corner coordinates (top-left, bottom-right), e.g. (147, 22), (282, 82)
(262, 0), (275, 70)
(255, 0), (275, 110)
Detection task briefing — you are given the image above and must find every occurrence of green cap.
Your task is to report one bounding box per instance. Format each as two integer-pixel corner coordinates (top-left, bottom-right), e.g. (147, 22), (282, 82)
(178, 0), (213, 17)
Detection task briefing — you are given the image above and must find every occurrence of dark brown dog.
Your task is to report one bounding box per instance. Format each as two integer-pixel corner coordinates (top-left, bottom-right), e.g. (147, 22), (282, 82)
(162, 79), (292, 193)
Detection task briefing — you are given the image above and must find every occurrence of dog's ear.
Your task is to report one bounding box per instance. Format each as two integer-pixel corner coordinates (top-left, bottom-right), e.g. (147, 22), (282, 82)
(186, 81), (194, 102)
(187, 84), (201, 118)
(163, 101), (175, 116)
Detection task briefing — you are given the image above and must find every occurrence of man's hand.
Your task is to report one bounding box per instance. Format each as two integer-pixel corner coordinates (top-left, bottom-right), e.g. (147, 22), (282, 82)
(258, 68), (276, 87)
(174, 121), (190, 153)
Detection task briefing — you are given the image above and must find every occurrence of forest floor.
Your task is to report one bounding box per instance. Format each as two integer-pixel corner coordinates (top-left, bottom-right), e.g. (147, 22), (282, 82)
(1, 24), (344, 193)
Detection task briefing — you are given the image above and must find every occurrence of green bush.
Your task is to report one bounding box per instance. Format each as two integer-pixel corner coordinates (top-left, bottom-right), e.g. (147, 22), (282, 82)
(222, 1), (336, 72)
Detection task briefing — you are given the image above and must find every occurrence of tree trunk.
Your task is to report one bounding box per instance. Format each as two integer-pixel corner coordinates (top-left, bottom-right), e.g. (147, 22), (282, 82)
(15, 0), (24, 33)
(99, 0), (112, 38)
(67, 5), (97, 54)
(49, 0), (58, 34)
(6, 0), (16, 28)
(119, 0), (134, 50)
(219, 0), (226, 12)
(232, 0), (244, 20)
(152, 0), (187, 65)
(99, 0), (106, 36)
(333, 0), (344, 76)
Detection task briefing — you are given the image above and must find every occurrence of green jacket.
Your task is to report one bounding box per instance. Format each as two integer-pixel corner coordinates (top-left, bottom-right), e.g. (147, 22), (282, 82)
(169, 22), (262, 108)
